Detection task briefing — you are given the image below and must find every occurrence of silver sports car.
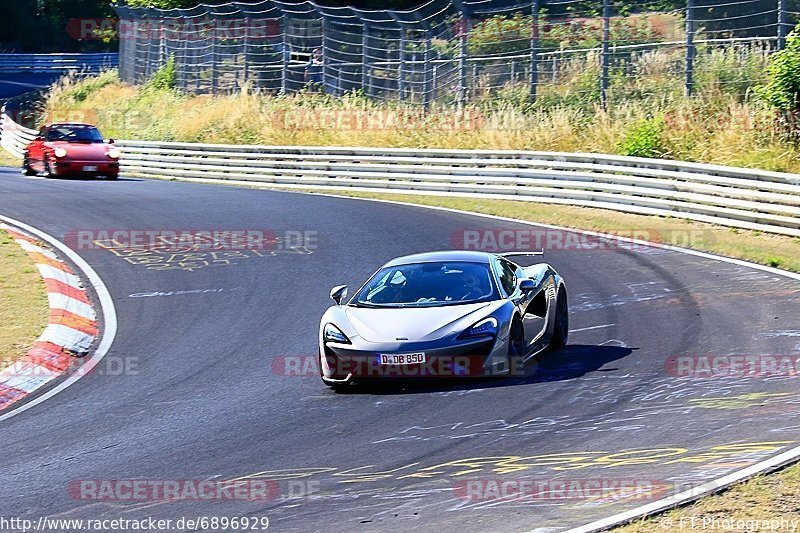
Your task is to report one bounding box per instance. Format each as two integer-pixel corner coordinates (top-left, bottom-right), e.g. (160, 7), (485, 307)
(318, 251), (568, 389)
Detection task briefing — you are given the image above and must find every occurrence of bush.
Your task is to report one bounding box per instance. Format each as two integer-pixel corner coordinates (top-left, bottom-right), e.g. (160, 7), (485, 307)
(755, 25), (800, 112)
(619, 116), (667, 158)
(147, 55), (176, 91)
(69, 69), (120, 102)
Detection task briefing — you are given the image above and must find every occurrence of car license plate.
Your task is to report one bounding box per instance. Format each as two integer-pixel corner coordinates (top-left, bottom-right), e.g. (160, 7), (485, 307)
(379, 353), (426, 365)
(83, 165), (98, 172)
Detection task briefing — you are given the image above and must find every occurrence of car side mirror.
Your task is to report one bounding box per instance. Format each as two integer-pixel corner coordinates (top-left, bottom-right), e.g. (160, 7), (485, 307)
(35, 136), (43, 141)
(519, 279), (536, 293)
(330, 285), (348, 305)
(107, 139), (115, 144)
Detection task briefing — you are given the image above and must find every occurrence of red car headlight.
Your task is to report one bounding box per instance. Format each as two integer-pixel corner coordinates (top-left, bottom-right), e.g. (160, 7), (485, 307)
(53, 147), (68, 158)
(107, 148), (121, 159)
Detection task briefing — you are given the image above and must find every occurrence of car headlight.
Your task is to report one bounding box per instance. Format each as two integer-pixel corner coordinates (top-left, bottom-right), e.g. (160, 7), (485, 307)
(107, 148), (121, 159)
(53, 147), (68, 158)
(323, 323), (351, 344)
(458, 317), (498, 339)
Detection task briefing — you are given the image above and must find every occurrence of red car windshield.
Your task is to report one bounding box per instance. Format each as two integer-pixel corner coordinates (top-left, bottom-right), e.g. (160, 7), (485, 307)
(46, 126), (104, 143)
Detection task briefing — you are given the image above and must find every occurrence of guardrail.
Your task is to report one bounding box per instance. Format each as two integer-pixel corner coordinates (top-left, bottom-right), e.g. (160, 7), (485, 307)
(2, 109), (799, 237)
(0, 53), (118, 73)
(0, 108), (37, 158)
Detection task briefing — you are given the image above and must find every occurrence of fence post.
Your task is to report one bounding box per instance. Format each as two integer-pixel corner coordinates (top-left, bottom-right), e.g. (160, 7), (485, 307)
(362, 23), (370, 96)
(281, 14), (290, 95)
(211, 30), (218, 95)
(399, 29), (407, 100)
(159, 20), (166, 66)
(321, 16), (330, 94)
(458, 16), (469, 107)
(242, 17), (250, 86)
(601, 0), (611, 109)
(423, 30), (432, 107)
(530, 0), (540, 101)
(778, 0), (789, 50)
(685, 0), (696, 96)
(181, 23), (189, 91)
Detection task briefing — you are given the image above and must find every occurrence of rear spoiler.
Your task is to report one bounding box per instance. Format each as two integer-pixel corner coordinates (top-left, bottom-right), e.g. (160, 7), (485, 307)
(500, 250), (544, 258)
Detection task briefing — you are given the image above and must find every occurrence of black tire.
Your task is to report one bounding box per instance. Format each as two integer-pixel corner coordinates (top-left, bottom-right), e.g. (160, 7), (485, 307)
(507, 317), (525, 373)
(21, 157), (34, 176)
(44, 160), (56, 179)
(550, 286), (569, 349)
(106, 175), (118, 181)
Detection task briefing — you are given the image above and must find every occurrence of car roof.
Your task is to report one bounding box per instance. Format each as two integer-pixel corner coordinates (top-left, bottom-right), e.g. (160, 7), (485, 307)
(383, 251), (495, 267)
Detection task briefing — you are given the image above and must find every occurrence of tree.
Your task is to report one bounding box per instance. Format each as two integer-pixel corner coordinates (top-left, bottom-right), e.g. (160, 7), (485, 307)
(756, 24), (800, 113)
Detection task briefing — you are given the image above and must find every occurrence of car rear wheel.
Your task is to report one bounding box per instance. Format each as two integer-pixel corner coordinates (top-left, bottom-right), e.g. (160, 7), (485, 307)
(549, 286), (569, 349)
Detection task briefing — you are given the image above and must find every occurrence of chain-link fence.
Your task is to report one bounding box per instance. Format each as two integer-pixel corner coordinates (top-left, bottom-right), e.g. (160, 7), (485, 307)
(113, 0), (800, 106)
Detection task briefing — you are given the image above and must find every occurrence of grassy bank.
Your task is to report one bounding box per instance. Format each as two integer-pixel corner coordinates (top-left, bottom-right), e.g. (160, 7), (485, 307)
(619, 463), (800, 531)
(0, 152), (21, 169)
(0, 229), (48, 367)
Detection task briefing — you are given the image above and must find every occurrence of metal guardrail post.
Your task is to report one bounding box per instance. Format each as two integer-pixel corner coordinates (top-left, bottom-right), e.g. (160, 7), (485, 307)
(778, 0), (789, 50)
(601, 0), (611, 109)
(685, 0), (696, 96)
(530, 0), (540, 101)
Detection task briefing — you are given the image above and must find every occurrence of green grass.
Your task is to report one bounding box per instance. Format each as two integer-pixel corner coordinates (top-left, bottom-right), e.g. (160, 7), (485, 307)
(0, 229), (48, 368)
(618, 463), (800, 531)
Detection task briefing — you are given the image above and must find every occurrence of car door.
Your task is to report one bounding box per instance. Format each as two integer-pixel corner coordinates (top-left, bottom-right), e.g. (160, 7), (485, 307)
(494, 258), (542, 356)
(508, 259), (550, 354)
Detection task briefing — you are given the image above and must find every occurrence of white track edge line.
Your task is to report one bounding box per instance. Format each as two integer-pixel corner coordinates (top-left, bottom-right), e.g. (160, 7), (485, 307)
(0, 215), (117, 423)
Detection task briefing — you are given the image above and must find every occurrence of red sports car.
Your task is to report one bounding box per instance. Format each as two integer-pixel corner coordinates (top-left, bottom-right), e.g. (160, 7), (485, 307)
(22, 123), (120, 179)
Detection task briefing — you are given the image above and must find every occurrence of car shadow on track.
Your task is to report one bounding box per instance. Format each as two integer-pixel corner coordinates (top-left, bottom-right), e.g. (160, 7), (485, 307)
(40, 176), (143, 182)
(335, 344), (635, 395)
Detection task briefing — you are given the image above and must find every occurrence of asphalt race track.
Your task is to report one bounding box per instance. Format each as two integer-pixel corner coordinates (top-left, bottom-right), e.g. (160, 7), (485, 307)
(1, 168), (800, 532)
(0, 73), (64, 100)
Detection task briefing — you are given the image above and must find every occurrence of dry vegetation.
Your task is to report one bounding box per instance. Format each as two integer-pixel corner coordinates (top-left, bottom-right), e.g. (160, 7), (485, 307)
(619, 463), (800, 532)
(42, 44), (800, 173)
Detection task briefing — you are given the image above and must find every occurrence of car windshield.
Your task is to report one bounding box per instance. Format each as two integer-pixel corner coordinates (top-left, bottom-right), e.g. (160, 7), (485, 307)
(352, 261), (498, 308)
(46, 125), (104, 143)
